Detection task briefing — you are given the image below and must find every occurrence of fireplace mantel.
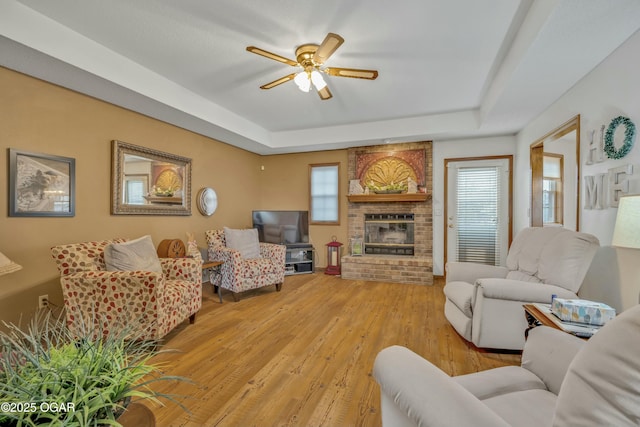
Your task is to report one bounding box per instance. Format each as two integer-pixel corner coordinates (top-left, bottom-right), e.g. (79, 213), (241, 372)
(347, 193), (430, 203)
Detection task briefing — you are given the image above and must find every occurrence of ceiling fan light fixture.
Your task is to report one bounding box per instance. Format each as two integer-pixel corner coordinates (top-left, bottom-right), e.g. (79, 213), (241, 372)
(310, 70), (327, 90)
(246, 33), (378, 100)
(294, 71), (311, 92)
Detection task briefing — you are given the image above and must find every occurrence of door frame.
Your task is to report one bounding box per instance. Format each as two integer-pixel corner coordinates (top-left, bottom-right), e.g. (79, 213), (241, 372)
(529, 115), (581, 230)
(444, 155), (514, 269)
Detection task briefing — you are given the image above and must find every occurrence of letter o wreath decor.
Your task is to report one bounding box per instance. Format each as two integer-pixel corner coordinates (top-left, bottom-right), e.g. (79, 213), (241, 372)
(604, 116), (636, 159)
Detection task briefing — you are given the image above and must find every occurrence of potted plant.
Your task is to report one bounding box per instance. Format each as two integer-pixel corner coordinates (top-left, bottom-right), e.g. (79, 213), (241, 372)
(0, 311), (189, 426)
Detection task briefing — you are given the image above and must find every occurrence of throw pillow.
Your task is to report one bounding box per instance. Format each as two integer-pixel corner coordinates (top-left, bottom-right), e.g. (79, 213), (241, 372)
(104, 235), (163, 273)
(224, 227), (261, 259)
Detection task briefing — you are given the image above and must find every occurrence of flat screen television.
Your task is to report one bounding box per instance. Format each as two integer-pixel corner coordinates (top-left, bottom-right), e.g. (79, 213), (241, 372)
(252, 210), (310, 247)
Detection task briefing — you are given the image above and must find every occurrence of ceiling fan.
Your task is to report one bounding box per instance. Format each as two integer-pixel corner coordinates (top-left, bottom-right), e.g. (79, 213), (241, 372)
(246, 33), (378, 100)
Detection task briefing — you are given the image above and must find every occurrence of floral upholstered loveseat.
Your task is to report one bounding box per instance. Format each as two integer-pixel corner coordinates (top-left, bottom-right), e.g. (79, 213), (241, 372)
(51, 237), (202, 340)
(205, 229), (286, 302)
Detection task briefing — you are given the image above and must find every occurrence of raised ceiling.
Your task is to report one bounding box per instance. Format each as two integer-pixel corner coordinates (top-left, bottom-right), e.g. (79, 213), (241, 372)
(2, 0), (640, 154)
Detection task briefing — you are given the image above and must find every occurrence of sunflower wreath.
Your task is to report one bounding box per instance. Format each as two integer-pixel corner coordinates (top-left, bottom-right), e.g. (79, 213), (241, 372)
(604, 116), (636, 159)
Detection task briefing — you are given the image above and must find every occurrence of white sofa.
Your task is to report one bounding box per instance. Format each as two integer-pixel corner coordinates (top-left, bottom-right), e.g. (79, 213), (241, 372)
(444, 227), (599, 350)
(373, 303), (640, 427)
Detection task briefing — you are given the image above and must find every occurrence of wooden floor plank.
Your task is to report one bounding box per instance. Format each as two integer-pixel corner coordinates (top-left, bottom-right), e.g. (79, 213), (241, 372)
(145, 274), (520, 426)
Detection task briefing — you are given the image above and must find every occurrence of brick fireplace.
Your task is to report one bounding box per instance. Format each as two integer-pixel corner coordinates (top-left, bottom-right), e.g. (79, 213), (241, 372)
(342, 142), (433, 285)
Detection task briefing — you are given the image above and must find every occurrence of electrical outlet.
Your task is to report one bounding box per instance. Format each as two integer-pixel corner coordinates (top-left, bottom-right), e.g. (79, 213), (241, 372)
(38, 294), (49, 309)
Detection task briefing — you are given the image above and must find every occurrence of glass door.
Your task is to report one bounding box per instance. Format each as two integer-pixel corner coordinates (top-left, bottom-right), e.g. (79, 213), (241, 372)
(446, 157), (511, 266)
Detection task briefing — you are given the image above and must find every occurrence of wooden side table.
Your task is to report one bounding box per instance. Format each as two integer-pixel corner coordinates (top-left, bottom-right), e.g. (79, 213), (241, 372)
(524, 303), (556, 339)
(523, 303), (597, 339)
(202, 260), (224, 303)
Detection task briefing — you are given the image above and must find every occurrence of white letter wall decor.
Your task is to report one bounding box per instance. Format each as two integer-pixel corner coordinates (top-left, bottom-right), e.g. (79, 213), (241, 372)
(608, 164), (633, 207)
(584, 164), (633, 209)
(585, 126), (606, 165)
(584, 174), (606, 209)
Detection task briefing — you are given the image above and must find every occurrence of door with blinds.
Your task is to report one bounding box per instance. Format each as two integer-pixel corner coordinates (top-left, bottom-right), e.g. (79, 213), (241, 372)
(446, 157), (511, 267)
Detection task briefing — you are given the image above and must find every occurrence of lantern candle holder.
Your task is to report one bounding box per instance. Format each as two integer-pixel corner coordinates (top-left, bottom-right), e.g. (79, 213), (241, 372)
(350, 236), (363, 256)
(325, 236), (343, 275)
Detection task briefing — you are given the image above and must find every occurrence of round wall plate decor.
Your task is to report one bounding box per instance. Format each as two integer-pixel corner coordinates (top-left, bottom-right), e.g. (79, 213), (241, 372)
(197, 187), (218, 216)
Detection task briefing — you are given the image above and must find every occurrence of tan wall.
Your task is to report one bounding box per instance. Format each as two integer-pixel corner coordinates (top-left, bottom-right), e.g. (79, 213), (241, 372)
(259, 152), (349, 268)
(0, 67), (346, 327)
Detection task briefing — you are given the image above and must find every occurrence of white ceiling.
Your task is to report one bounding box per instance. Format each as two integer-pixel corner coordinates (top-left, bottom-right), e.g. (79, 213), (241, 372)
(2, 0), (640, 154)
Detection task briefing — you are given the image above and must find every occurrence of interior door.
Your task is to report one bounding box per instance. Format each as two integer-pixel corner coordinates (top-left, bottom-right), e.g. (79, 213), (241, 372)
(530, 144), (544, 227)
(446, 157), (511, 267)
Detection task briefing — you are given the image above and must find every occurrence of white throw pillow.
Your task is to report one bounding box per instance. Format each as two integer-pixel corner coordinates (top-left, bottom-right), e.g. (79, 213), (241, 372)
(224, 227), (261, 259)
(104, 235), (163, 273)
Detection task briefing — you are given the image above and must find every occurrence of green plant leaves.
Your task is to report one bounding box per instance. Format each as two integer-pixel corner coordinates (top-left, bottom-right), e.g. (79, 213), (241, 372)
(0, 311), (191, 427)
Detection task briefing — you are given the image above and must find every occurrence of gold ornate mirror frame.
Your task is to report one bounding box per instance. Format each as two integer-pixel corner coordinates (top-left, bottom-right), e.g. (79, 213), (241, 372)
(111, 140), (192, 215)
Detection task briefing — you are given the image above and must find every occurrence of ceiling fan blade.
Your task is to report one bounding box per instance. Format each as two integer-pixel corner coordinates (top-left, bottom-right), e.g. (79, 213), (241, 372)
(325, 67), (378, 80)
(313, 33), (344, 64)
(317, 85), (332, 100)
(246, 46), (298, 67)
(260, 73), (297, 90)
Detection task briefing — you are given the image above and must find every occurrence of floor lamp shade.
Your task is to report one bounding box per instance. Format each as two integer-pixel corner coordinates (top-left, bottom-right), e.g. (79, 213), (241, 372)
(612, 195), (640, 249)
(0, 251), (22, 276)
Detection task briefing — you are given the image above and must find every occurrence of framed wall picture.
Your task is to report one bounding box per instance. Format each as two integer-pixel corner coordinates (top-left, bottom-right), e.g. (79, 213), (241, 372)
(8, 149), (76, 217)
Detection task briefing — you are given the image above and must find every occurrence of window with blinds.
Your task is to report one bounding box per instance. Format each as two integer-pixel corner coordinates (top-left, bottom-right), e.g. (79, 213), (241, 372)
(125, 180), (146, 205)
(309, 163), (339, 224)
(456, 165), (501, 265)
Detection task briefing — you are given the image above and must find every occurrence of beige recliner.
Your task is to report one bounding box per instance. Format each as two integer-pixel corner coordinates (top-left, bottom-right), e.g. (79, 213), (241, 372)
(373, 303), (640, 427)
(444, 227), (599, 350)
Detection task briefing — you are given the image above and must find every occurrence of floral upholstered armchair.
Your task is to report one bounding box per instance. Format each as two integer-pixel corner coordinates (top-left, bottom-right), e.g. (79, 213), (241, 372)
(51, 237), (202, 340)
(205, 228), (286, 302)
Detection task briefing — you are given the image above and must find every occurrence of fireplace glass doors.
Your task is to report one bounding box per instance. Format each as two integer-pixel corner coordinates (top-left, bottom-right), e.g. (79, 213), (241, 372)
(364, 213), (415, 255)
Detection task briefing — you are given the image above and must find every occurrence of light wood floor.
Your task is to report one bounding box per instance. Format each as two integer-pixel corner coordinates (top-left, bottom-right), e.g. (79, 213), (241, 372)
(145, 274), (520, 426)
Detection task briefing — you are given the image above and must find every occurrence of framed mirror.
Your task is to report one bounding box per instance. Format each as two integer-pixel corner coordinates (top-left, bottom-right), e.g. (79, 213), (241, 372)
(530, 115), (580, 230)
(111, 140), (192, 215)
